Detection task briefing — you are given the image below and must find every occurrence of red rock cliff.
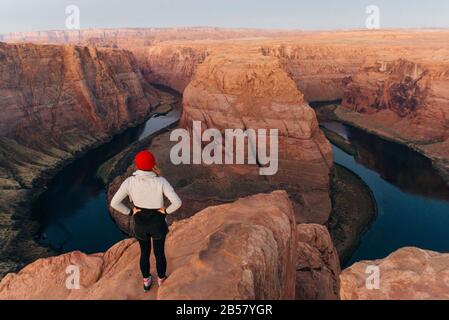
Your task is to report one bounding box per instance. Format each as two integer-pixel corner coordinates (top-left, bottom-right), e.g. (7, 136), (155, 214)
(342, 58), (449, 142)
(339, 56), (449, 182)
(0, 42), (158, 147)
(180, 51), (333, 224)
(0, 41), (161, 276)
(261, 44), (367, 102)
(132, 43), (210, 93)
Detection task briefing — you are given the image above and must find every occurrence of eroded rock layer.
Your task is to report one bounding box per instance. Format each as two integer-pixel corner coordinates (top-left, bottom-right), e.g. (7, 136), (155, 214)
(296, 224), (340, 300)
(92, 30), (449, 184)
(0, 41), (161, 276)
(340, 247), (449, 300)
(0, 191), (340, 300)
(339, 57), (449, 183)
(180, 51), (333, 223)
(131, 44), (210, 93)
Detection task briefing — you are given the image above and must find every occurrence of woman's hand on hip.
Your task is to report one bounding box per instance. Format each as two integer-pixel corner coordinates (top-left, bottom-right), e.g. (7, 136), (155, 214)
(158, 207), (166, 214)
(132, 207), (142, 215)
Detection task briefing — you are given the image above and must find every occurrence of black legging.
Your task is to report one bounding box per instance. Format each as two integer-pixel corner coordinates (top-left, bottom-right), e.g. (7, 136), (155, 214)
(138, 236), (167, 279)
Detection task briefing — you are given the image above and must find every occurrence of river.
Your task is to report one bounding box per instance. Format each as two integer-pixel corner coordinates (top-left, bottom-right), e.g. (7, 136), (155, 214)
(321, 121), (449, 266)
(31, 104), (180, 254)
(31, 108), (449, 266)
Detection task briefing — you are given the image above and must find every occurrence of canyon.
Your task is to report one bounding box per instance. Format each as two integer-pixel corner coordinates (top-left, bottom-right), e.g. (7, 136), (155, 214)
(0, 28), (449, 299)
(5, 29), (447, 176)
(9, 27), (447, 181)
(0, 41), (167, 275)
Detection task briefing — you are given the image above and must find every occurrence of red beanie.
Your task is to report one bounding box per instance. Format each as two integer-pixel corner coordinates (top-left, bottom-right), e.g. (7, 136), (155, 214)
(135, 150), (156, 171)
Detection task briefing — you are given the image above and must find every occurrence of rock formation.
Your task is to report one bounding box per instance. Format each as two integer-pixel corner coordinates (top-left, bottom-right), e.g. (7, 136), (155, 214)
(341, 58), (448, 141)
(0, 191), (340, 300)
(295, 224), (340, 300)
(132, 43), (210, 93)
(339, 57), (449, 183)
(261, 44), (367, 102)
(180, 51), (333, 224)
(78, 29), (449, 185)
(0, 43), (159, 144)
(0, 41), (163, 276)
(340, 247), (449, 300)
(7, 28), (446, 183)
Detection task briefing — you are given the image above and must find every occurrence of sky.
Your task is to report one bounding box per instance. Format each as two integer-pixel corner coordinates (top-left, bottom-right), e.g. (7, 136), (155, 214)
(1, 0), (449, 34)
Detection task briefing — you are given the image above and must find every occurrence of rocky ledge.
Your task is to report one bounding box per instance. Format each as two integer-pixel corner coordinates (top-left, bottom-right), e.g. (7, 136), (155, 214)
(0, 191), (340, 300)
(340, 247), (449, 300)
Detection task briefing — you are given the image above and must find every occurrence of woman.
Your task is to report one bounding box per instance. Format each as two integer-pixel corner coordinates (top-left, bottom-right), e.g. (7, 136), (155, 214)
(110, 150), (182, 292)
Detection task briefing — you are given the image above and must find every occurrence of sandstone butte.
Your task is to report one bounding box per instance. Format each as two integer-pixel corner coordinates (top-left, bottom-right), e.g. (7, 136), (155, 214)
(0, 28), (449, 299)
(0, 191), (341, 300)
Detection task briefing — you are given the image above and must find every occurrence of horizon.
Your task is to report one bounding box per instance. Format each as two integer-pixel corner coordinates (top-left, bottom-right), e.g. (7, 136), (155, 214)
(1, 0), (449, 34)
(2, 26), (449, 37)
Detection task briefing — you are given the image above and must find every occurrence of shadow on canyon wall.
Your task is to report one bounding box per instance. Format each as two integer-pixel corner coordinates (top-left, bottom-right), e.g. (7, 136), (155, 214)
(347, 125), (449, 201)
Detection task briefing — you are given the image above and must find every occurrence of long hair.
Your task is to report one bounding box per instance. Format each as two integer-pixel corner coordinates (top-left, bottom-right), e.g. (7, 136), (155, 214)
(152, 165), (162, 177)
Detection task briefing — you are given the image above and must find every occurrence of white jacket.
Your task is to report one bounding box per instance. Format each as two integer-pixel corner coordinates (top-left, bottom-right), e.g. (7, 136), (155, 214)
(110, 170), (182, 215)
